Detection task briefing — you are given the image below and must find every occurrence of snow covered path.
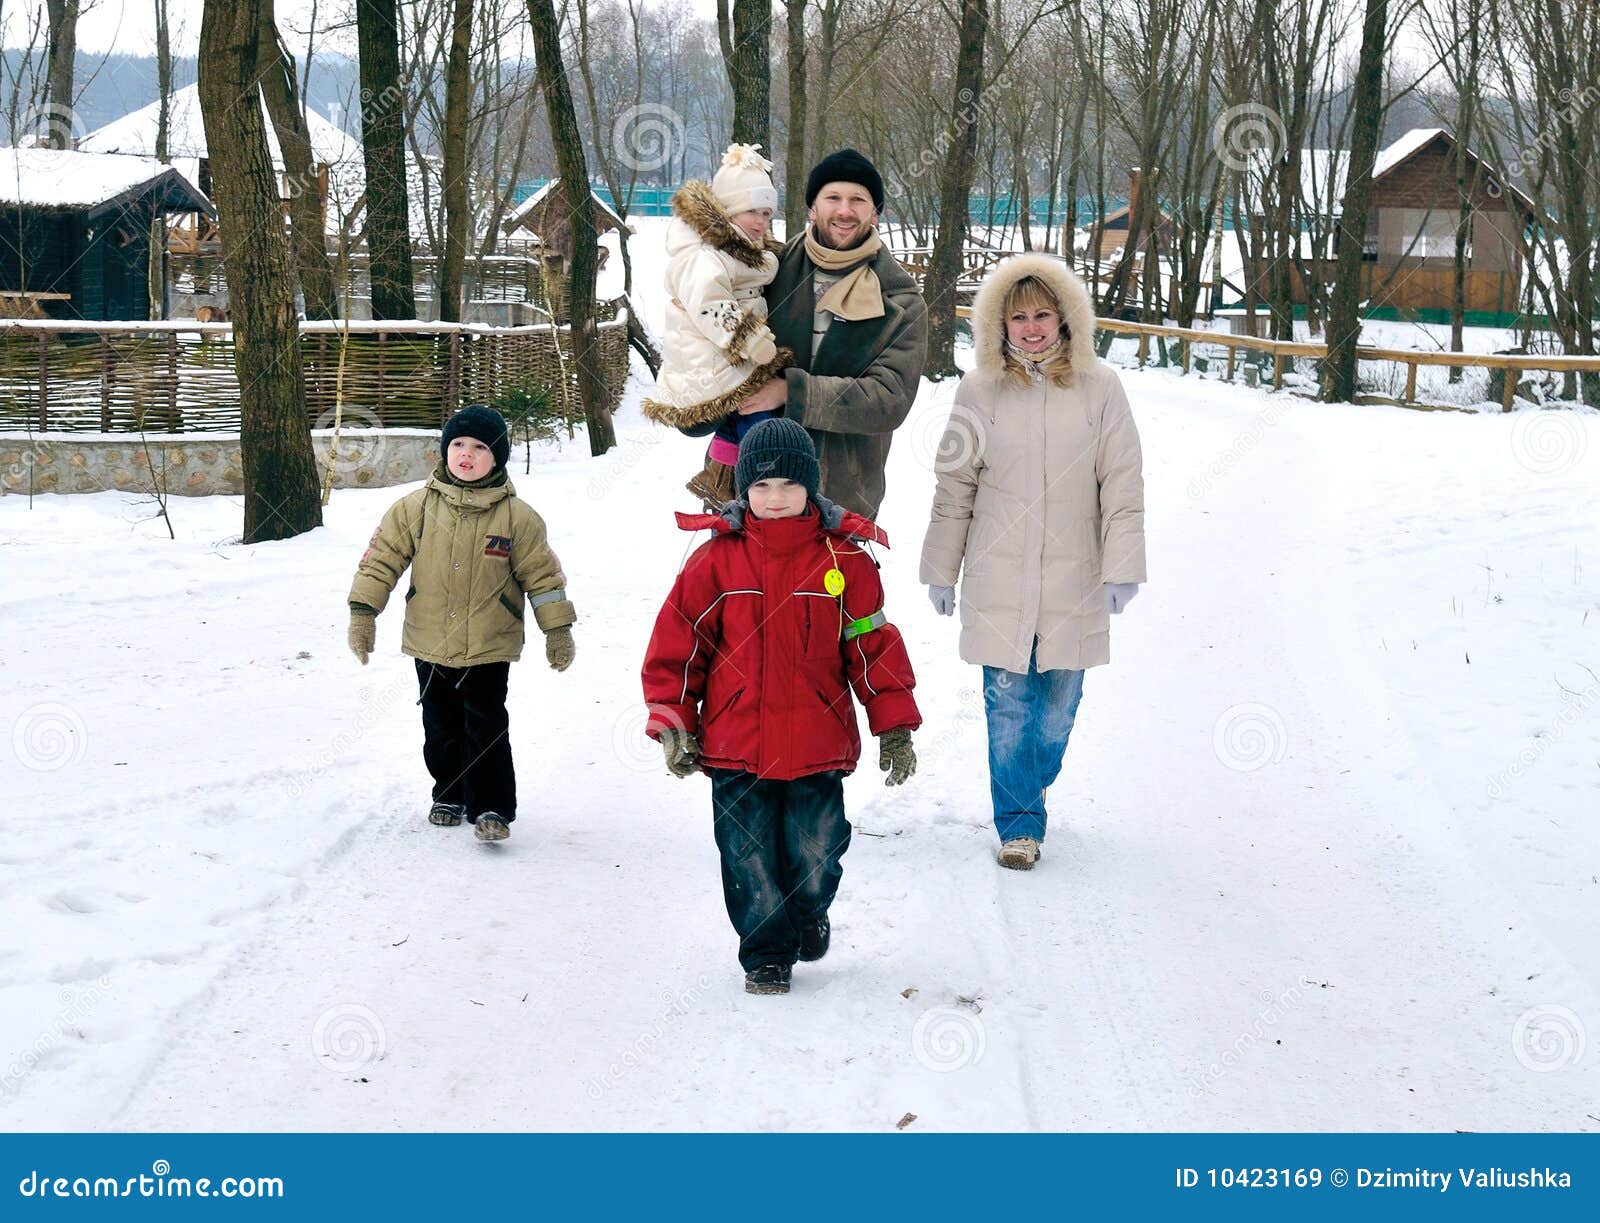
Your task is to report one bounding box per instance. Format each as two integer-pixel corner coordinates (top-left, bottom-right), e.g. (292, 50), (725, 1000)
(4, 363), (1597, 1131)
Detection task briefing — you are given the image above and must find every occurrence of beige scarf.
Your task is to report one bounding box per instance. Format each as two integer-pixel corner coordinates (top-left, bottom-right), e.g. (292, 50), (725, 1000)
(803, 225), (885, 320)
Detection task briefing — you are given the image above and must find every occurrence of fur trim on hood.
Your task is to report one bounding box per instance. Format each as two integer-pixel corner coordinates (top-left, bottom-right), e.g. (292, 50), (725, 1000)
(968, 253), (1098, 380)
(669, 179), (786, 270)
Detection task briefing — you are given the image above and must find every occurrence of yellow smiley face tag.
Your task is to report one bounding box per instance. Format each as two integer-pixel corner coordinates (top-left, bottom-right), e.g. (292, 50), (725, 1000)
(823, 567), (847, 596)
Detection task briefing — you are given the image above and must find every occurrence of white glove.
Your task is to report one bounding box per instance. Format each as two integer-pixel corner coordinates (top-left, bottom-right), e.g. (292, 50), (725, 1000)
(927, 584), (956, 616)
(1104, 582), (1140, 614)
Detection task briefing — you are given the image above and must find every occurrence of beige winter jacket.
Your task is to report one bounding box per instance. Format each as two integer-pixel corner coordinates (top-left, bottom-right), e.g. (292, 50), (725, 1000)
(919, 253), (1145, 673)
(640, 180), (791, 429)
(348, 468), (576, 667)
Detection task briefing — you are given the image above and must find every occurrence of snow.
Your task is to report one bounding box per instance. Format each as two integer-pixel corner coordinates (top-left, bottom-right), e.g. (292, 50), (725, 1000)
(0, 148), (206, 211)
(79, 84), (359, 174)
(3, 225), (1599, 1133)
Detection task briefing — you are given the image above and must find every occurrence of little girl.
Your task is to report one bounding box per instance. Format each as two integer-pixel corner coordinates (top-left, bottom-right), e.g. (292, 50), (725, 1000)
(642, 143), (793, 508)
(920, 254), (1146, 871)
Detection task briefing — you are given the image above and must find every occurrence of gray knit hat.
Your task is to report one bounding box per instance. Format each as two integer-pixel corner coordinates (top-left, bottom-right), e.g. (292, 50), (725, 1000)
(735, 417), (819, 498)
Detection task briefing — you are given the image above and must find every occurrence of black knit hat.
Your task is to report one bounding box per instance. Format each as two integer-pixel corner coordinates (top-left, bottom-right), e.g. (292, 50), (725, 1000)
(440, 404), (511, 471)
(735, 417), (819, 499)
(806, 148), (885, 211)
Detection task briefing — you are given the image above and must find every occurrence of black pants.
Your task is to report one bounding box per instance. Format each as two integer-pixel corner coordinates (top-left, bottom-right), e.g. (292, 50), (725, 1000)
(707, 768), (851, 971)
(415, 659), (516, 822)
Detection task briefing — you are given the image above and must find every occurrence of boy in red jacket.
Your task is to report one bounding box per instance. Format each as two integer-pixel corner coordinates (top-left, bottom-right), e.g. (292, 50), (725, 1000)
(642, 418), (920, 995)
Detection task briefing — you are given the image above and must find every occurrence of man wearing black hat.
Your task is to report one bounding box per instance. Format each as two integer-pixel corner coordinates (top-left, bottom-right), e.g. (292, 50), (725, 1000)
(731, 148), (928, 520)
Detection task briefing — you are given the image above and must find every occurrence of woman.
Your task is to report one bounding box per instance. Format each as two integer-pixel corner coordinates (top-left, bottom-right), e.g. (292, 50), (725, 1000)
(920, 253), (1146, 870)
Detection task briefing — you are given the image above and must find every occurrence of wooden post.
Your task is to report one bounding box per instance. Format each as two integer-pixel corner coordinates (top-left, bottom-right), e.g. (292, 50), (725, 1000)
(1137, 333), (1149, 367)
(447, 328), (462, 415)
(1403, 361), (1417, 405)
(100, 333), (113, 431)
(167, 331), (180, 429)
(1181, 338), (1191, 374)
(37, 330), (48, 430)
(1501, 358), (1516, 412)
(376, 330), (387, 425)
(1273, 353), (1286, 389)
(1226, 345), (1237, 382)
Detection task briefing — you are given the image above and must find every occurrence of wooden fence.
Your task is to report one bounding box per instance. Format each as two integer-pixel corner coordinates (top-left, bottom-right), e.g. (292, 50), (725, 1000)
(954, 306), (1597, 411)
(0, 314), (631, 434)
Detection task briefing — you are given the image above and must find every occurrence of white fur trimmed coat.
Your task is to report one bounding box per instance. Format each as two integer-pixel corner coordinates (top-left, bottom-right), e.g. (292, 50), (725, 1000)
(640, 181), (792, 429)
(919, 253), (1146, 673)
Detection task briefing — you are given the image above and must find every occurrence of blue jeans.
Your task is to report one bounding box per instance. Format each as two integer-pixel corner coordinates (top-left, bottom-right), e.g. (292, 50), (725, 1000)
(981, 642), (1085, 843)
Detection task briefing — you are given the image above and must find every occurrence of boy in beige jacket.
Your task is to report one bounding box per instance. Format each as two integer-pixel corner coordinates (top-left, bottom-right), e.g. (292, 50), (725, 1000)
(347, 406), (577, 842)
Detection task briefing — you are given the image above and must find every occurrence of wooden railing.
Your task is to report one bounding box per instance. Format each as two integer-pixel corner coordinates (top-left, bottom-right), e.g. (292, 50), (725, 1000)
(955, 306), (1595, 411)
(0, 315), (631, 434)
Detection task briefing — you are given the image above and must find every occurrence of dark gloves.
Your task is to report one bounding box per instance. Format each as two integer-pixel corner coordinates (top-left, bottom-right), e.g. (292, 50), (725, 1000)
(878, 727), (917, 786)
(661, 728), (701, 778)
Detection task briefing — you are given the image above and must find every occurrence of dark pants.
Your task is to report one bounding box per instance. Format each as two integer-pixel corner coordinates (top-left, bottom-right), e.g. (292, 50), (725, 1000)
(415, 659), (516, 822)
(707, 768), (851, 971)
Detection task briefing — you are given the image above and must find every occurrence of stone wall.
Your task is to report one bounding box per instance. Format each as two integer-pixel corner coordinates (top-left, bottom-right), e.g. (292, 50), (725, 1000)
(0, 429), (440, 497)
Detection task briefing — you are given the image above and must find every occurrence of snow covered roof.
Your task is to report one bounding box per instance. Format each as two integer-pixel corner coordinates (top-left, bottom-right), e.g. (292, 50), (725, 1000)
(80, 84), (359, 170)
(0, 148), (211, 214)
(503, 178), (627, 234)
(1241, 128), (1535, 220)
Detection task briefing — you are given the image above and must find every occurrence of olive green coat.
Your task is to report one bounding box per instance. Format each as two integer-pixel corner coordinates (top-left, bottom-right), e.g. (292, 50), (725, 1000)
(348, 469), (576, 667)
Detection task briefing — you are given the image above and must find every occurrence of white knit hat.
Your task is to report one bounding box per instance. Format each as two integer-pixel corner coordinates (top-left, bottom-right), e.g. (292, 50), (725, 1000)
(712, 143), (777, 215)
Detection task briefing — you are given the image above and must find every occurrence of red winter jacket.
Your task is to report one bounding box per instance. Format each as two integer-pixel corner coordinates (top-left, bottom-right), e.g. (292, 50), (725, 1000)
(642, 499), (921, 780)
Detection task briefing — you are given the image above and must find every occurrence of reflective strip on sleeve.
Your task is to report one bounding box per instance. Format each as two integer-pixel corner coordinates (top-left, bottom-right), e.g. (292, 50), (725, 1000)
(527, 587), (568, 608)
(843, 609), (887, 640)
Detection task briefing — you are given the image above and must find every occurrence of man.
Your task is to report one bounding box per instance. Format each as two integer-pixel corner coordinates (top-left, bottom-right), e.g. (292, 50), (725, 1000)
(734, 149), (928, 519)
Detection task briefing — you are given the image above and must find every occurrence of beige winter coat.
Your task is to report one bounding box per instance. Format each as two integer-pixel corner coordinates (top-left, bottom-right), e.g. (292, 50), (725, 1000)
(919, 253), (1145, 673)
(348, 468), (576, 667)
(641, 181), (791, 429)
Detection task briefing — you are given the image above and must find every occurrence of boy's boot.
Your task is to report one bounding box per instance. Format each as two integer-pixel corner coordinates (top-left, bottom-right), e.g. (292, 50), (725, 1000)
(429, 801), (465, 827)
(474, 813), (510, 842)
(797, 916), (830, 962)
(744, 964), (792, 995)
(998, 837), (1041, 870)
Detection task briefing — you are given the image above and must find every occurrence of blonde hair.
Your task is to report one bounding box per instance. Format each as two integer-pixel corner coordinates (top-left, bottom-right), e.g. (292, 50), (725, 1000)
(1000, 276), (1075, 387)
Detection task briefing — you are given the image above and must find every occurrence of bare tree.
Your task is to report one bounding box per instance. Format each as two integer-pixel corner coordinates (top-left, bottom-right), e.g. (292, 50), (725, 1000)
(527, 0), (617, 453)
(199, 0), (323, 541)
(1323, 0), (1389, 402)
(260, 2), (338, 319)
(923, 0), (988, 378)
(356, 0), (416, 318)
(438, 0), (473, 321)
(719, 0), (772, 146)
(42, 0), (79, 147)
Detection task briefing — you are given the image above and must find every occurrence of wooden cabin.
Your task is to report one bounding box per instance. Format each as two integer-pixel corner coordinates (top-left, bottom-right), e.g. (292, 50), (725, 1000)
(0, 150), (213, 320)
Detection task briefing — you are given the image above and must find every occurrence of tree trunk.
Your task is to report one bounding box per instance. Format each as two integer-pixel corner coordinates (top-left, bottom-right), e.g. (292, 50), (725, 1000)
(726, 0), (772, 148)
(1323, 0), (1388, 403)
(259, 1), (338, 320)
(43, 0), (79, 148)
(783, 0), (807, 237)
(922, 0), (988, 379)
(526, 0), (616, 454)
(355, 0), (416, 319)
(812, 0), (839, 155)
(199, 0), (323, 542)
(439, 0), (473, 323)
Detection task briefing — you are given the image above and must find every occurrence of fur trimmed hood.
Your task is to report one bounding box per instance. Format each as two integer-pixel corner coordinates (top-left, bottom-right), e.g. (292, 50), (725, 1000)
(668, 179), (785, 270)
(968, 253), (1097, 380)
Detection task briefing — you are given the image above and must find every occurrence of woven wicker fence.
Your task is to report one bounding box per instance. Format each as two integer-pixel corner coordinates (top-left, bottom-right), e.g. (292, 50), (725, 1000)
(0, 314), (630, 434)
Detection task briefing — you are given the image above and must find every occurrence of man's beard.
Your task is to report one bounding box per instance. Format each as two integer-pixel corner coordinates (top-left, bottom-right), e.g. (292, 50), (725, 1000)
(813, 219), (873, 249)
